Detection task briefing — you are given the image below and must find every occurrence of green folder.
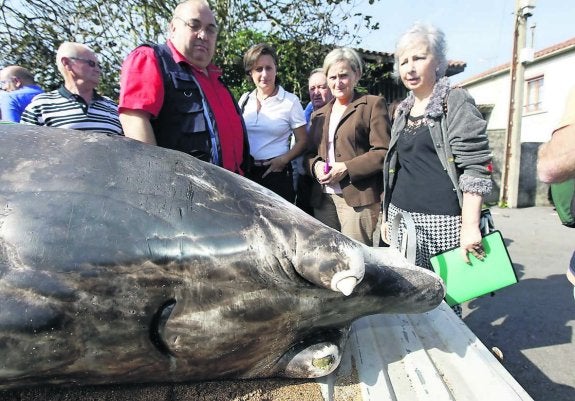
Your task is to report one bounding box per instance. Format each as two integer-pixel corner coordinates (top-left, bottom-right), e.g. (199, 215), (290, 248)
(430, 230), (518, 306)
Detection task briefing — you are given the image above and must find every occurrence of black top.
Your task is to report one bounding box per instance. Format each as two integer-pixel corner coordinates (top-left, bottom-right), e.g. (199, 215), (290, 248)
(390, 115), (460, 215)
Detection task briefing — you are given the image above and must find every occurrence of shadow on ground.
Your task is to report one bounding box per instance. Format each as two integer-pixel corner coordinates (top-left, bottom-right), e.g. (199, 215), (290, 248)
(464, 269), (575, 401)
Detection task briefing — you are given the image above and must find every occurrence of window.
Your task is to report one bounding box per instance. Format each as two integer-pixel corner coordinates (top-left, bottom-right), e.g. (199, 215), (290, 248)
(525, 76), (544, 113)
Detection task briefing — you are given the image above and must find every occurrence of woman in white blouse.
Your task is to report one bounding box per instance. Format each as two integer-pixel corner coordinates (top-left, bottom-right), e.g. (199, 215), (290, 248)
(239, 43), (307, 202)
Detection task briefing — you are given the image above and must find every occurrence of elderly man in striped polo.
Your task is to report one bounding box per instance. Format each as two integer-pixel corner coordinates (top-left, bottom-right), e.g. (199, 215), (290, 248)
(20, 42), (123, 135)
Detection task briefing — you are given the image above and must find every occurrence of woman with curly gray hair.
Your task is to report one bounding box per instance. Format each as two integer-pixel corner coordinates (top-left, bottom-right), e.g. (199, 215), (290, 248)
(382, 23), (493, 295)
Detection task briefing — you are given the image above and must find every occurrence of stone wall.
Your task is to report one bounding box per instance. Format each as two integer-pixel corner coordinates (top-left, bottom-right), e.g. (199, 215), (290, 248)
(486, 130), (550, 207)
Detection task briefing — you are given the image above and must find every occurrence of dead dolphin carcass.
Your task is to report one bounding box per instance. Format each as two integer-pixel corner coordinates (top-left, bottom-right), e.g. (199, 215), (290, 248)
(0, 124), (444, 389)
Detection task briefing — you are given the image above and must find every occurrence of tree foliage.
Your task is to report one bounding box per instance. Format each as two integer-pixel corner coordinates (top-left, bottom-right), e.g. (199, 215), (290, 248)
(0, 0), (380, 102)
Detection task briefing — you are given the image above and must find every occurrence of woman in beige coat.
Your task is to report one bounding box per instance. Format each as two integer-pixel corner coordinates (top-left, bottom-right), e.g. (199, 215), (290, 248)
(307, 47), (391, 245)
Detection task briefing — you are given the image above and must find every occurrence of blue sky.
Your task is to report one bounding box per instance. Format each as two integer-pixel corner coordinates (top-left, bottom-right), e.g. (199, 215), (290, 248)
(357, 0), (570, 83)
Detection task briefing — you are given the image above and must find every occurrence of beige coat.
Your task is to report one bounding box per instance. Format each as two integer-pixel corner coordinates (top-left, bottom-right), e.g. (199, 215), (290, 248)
(307, 92), (391, 208)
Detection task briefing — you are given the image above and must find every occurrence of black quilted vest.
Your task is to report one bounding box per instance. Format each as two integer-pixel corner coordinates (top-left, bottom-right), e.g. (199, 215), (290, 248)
(147, 43), (215, 163)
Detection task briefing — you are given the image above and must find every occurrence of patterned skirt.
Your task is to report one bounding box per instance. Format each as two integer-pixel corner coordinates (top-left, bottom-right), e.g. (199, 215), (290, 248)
(387, 203), (461, 270)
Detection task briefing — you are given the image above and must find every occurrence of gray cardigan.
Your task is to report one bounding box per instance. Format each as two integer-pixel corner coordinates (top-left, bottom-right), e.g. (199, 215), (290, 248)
(382, 77), (492, 217)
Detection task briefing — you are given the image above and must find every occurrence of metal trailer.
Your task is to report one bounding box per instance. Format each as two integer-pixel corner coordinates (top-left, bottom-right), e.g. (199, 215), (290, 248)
(316, 302), (533, 401)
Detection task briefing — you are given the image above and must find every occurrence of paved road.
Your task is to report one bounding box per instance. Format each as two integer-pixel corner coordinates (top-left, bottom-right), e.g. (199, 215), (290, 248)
(461, 206), (575, 401)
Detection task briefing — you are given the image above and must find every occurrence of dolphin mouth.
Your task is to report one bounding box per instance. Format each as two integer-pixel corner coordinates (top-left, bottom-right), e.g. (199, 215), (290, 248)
(150, 299), (177, 356)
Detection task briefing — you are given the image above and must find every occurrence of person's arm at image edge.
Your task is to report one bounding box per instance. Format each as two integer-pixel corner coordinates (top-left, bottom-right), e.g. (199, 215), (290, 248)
(537, 124), (575, 184)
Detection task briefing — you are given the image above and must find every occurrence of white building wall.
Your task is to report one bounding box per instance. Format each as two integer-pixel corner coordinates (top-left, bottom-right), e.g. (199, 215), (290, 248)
(526, 51), (575, 142)
(464, 74), (510, 131)
(462, 49), (575, 143)
(459, 43), (575, 207)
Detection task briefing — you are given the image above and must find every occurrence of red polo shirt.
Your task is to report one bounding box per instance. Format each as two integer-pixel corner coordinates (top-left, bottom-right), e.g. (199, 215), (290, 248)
(119, 40), (245, 175)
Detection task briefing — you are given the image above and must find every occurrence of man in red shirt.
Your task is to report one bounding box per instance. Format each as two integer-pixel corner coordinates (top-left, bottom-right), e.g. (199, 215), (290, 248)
(118, 0), (249, 175)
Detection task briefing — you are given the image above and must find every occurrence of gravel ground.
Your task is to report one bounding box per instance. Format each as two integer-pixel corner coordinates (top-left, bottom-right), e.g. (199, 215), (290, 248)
(0, 375), (364, 401)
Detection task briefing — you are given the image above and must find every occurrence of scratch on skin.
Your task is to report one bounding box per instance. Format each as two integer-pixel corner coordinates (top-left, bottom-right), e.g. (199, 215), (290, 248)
(66, 204), (75, 240)
(0, 203), (13, 230)
(147, 240), (153, 259)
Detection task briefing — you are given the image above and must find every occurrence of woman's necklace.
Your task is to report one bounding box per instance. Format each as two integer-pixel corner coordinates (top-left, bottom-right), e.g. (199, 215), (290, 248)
(404, 113), (426, 135)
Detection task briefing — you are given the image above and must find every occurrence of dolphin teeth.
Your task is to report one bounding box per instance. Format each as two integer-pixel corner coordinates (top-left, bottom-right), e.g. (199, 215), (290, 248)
(335, 277), (358, 296)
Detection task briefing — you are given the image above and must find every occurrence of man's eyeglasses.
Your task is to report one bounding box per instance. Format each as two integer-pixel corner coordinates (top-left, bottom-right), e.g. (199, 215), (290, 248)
(70, 57), (101, 69)
(174, 16), (218, 37)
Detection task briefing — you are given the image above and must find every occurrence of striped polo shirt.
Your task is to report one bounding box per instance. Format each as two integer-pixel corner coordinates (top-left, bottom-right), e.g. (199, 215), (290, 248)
(20, 86), (123, 135)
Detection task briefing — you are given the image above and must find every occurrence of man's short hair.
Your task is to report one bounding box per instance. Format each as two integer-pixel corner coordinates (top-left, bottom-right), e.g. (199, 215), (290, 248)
(309, 68), (324, 78)
(2, 66), (35, 84)
(55, 42), (94, 75)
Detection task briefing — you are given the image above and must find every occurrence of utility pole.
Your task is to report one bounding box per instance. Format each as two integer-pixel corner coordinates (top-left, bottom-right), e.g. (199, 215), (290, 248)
(500, 0), (535, 208)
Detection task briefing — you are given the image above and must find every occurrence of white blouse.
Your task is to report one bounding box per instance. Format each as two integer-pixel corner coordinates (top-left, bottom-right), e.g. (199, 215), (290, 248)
(240, 86), (306, 161)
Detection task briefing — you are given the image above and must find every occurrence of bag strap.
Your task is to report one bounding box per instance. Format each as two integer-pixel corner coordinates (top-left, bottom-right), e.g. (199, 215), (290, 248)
(239, 90), (254, 114)
(571, 184), (575, 220)
(479, 208), (496, 236)
(391, 211), (417, 264)
(239, 96), (249, 114)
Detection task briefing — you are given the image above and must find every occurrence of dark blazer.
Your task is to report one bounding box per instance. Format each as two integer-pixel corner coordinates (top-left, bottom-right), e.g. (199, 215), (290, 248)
(307, 92), (391, 208)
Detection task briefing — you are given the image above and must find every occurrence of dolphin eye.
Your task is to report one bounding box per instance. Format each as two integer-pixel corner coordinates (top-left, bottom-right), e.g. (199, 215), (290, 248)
(312, 354), (336, 370)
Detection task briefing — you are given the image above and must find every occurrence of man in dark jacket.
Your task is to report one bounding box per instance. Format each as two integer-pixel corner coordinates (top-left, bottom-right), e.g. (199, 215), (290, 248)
(118, 0), (249, 175)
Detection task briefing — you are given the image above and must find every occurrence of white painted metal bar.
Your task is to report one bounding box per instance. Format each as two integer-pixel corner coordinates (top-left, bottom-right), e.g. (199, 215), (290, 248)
(317, 302), (533, 401)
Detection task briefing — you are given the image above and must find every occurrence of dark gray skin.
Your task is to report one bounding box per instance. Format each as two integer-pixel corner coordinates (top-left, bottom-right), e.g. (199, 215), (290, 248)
(0, 125), (445, 390)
